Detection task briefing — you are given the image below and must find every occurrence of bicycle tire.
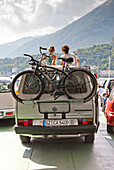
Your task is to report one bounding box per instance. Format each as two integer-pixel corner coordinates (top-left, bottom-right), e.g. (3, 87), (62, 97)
(11, 70), (43, 103)
(64, 68), (97, 102)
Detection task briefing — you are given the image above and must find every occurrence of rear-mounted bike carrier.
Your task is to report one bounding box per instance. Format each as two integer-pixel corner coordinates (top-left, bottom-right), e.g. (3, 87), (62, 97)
(22, 99), (84, 104)
(22, 99), (84, 117)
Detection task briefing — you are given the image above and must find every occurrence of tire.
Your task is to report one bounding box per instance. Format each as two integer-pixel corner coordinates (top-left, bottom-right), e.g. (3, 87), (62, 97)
(107, 125), (113, 133)
(11, 70), (43, 103)
(85, 133), (95, 143)
(10, 118), (15, 125)
(20, 135), (31, 143)
(100, 97), (103, 107)
(102, 102), (105, 112)
(64, 68), (97, 102)
(100, 100), (103, 107)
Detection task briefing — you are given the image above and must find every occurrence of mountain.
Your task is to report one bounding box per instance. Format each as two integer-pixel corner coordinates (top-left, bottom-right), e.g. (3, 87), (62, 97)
(110, 37), (114, 47)
(0, 0), (114, 58)
(0, 36), (42, 58)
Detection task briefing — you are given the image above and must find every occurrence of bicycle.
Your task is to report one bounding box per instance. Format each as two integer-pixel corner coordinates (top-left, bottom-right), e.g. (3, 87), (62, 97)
(11, 47), (97, 103)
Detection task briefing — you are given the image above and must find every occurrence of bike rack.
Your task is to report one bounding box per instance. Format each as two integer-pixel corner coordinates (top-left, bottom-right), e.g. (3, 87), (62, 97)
(22, 99), (84, 104)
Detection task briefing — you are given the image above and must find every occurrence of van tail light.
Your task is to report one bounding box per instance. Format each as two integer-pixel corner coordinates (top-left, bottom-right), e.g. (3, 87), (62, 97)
(6, 112), (13, 115)
(94, 73), (97, 78)
(18, 119), (32, 126)
(109, 101), (114, 114)
(82, 120), (87, 125)
(78, 118), (93, 125)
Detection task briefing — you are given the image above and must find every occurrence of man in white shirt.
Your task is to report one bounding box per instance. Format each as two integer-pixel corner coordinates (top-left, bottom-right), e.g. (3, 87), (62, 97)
(60, 45), (80, 66)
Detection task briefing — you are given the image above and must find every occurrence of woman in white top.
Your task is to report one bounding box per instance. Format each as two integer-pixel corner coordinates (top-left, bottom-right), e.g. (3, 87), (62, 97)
(60, 45), (80, 66)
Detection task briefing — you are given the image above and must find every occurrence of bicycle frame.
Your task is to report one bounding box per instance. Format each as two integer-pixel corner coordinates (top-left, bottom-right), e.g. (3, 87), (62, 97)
(25, 47), (71, 90)
(24, 49), (73, 97)
(11, 47), (97, 104)
(35, 64), (70, 90)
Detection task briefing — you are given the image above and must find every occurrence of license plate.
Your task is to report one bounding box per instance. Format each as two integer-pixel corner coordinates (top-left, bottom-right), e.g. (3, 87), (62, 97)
(33, 119), (78, 126)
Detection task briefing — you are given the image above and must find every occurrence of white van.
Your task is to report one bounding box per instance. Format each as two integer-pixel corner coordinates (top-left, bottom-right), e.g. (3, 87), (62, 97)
(0, 77), (15, 119)
(13, 66), (99, 143)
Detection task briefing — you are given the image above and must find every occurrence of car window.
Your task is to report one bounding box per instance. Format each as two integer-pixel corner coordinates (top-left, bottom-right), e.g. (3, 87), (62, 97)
(0, 80), (11, 93)
(109, 87), (114, 101)
(108, 80), (114, 90)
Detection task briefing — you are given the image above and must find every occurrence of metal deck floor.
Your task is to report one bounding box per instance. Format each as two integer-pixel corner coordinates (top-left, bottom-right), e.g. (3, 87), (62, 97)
(0, 107), (114, 170)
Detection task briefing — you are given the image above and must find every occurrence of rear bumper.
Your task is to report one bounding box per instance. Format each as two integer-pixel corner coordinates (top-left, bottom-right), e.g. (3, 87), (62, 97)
(14, 124), (97, 135)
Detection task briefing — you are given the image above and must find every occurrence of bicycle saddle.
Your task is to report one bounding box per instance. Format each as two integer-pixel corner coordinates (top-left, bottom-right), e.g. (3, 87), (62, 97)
(58, 57), (73, 63)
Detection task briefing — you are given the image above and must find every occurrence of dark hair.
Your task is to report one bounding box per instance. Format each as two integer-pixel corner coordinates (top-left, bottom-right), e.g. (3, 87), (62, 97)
(62, 45), (70, 54)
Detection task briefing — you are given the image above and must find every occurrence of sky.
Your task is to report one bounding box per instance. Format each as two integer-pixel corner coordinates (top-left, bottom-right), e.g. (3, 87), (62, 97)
(0, 0), (107, 45)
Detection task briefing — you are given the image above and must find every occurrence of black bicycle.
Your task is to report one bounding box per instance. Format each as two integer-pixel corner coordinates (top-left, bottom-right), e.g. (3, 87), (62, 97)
(11, 47), (97, 103)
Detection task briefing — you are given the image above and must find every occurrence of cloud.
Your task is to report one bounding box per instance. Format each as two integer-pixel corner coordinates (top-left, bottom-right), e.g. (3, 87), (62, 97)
(0, 0), (107, 44)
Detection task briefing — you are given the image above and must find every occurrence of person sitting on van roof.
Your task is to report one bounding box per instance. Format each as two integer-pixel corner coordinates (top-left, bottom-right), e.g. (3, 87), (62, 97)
(60, 45), (80, 66)
(41, 46), (57, 65)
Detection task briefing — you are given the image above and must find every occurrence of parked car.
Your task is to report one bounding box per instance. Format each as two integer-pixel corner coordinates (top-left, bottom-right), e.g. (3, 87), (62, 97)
(0, 77), (15, 120)
(99, 78), (114, 111)
(13, 66), (99, 143)
(105, 87), (114, 133)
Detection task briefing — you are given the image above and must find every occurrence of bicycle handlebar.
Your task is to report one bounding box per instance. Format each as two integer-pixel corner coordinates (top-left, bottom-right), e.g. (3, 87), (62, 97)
(39, 47), (47, 50)
(24, 46), (47, 66)
(39, 46), (47, 55)
(24, 54), (33, 58)
(24, 53), (38, 64)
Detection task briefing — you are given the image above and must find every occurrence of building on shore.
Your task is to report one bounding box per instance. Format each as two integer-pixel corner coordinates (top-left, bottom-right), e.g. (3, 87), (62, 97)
(100, 70), (114, 77)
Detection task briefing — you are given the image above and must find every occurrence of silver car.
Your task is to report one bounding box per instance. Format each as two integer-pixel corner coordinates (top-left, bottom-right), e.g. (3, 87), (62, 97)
(0, 77), (15, 119)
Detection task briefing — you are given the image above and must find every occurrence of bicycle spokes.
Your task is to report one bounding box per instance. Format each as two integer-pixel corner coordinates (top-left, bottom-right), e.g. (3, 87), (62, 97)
(64, 70), (96, 100)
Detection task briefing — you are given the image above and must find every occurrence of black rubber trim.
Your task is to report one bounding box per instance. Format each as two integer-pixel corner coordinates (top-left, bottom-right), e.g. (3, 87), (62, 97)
(14, 124), (97, 135)
(74, 109), (92, 111)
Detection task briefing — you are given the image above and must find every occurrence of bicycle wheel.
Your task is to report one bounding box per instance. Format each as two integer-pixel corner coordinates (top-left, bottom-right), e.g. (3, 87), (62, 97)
(64, 68), (97, 102)
(11, 70), (43, 103)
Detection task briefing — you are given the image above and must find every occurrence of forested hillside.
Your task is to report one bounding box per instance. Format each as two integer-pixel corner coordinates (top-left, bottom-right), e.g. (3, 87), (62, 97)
(0, 57), (29, 76)
(0, 44), (113, 76)
(74, 44), (114, 70)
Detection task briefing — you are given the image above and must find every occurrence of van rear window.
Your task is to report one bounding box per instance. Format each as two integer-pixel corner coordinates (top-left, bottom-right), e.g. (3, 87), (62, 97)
(20, 71), (91, 95)
(0, 80), (11, 93)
